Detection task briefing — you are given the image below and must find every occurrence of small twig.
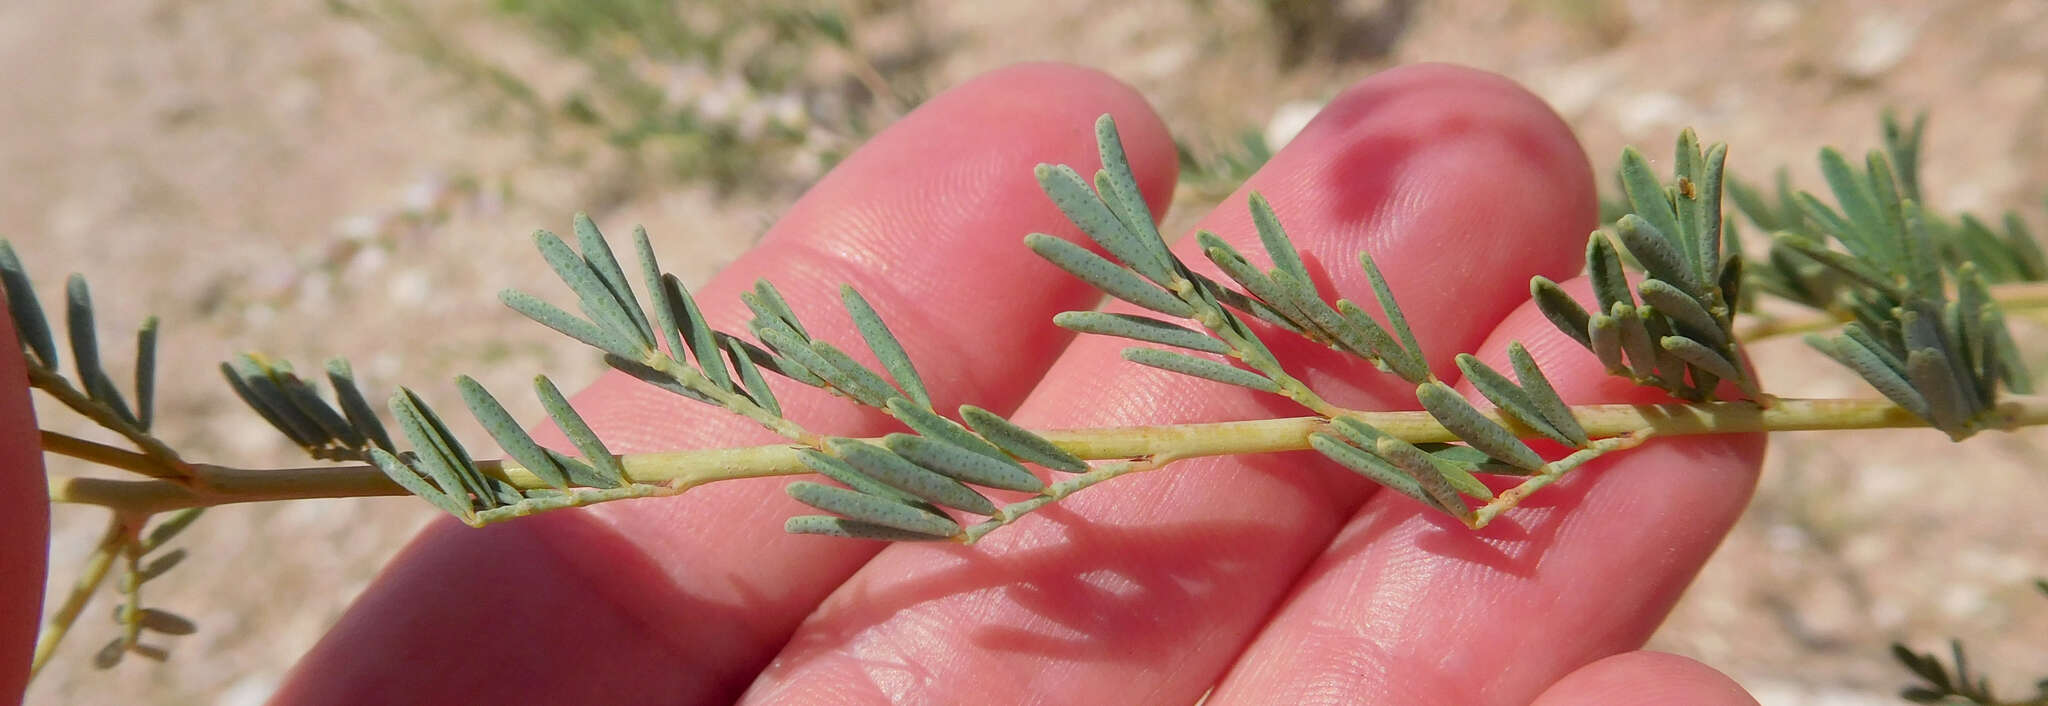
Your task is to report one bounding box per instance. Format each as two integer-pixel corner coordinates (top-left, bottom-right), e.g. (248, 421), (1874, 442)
(1467, 429), (1655, 528)
(27, 366), (192, 484)
(960, 453), (1180, 544)
(40, 431), (179, 480)
(644, 353), (816, 445)
(1168, 272), (1347, 416)
(1737, 281), (2048, 342)
(30, 513), (137, 678)
(841, 48), (898, 114)
(1734, 309), (1851, 342)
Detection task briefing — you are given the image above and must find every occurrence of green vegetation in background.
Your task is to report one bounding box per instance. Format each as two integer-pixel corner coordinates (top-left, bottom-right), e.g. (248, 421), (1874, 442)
(328, 0), (924, 194)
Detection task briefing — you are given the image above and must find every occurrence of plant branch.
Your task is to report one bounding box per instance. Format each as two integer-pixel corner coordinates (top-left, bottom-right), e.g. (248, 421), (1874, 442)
(27, 366), (190, 482)
(30, 513), (136, 678)
(643, 352), (817, 444)
(961, 453), (1180, 543)
(48, 395), (2048, 516)
(40, 431), (177, 479)
(1468, 429), (1655, 527)
(1737, 280), (2048, 342)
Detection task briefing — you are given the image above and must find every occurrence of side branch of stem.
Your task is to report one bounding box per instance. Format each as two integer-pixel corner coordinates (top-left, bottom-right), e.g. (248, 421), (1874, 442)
(40, 431), (176, 479)
(27, 366), (191, 482)
(30, 513), (136, 678)
(1737, 280), (2048, 341)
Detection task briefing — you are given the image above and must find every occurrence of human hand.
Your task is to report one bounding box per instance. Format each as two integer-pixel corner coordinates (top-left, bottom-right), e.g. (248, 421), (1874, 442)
(2, 284), (51, 701)
(222, 62), (1766, 705)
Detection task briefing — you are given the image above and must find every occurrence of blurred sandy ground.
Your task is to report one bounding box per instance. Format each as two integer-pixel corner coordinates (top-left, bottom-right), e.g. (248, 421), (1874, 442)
(3, 0), (2044, 703)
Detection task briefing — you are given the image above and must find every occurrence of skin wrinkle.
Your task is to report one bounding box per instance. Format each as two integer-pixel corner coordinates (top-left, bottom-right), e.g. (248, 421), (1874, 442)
(768, 592), (1016, 705)
(847, 611), (948, 704)
(807, 247), (1005, 409)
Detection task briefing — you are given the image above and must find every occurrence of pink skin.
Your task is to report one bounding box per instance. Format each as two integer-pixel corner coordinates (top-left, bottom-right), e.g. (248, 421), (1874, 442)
(1202, 276), (1765, 705)
(0, 63), (1764, 705)
(1, 291), (48, 701)
(1533, 652), (1762, 706)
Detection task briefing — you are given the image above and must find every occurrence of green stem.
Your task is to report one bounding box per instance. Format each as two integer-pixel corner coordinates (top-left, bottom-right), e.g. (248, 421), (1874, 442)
(1467, 430), (1653, 528)
(47, 395), (2048, 516)
(1170, 273), (1345, 416)
(643, 353), (817, 444)
(40, 431), (173, 479)
(30, 513), (136, 679)
(117, 540), (142, 653)
(961, 453), (1179, 544)
(1738, 280), (2048, 342)
(27, 365), (191, 482)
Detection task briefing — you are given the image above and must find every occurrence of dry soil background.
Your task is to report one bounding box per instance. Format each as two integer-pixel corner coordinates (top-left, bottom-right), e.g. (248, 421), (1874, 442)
(5, 1), (2046, 704)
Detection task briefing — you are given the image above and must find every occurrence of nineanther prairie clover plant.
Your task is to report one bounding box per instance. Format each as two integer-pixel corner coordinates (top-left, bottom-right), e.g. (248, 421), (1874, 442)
(8, 111), (2048, 703)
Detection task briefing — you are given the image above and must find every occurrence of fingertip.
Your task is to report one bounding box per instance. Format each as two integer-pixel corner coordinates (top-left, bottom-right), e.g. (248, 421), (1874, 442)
(1532, 651), (1759, 706)
(765, 61), (1177, 252)
(956, 62), (1177, 191)
(898, 61), (1181, 268)
(1297, 62), (1595, 243)
(1199, 61), (1597, 399)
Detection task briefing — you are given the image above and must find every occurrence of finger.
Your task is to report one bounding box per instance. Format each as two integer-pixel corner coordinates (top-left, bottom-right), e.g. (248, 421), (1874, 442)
(1531, 651), (1758, 706)
(273, 63), (1177, 706)
(1207, 276), (1765, 706)
(0, 296), (48, 700)
(741, 64), (1596, 705)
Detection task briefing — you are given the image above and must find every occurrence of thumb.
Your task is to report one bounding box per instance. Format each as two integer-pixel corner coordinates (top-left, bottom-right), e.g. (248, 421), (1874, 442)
(1532, 652), (1758, 706)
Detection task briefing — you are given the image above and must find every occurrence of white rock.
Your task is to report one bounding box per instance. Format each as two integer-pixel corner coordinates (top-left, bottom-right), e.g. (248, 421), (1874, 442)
(1837, 15), (1917, 80)
(217, 673), (279, 706)
(1137, 43), (1193, 80)
(272, 78), (319, 119)
(1743, 678), (1894, 706)
(1939, 583), (1988, 619)
(1263, 100), (1324, 151)
(336, 213), (383, 241)
(1767, 522), (1812, 552)
(1530, 61), (1617, 119)
(388, 268), (431, 307)
(343, 245), (388, 279)
(1747, 0), (1801, 39)
(1616, 91), (1691, 138)
(401, 173), (446, 214)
